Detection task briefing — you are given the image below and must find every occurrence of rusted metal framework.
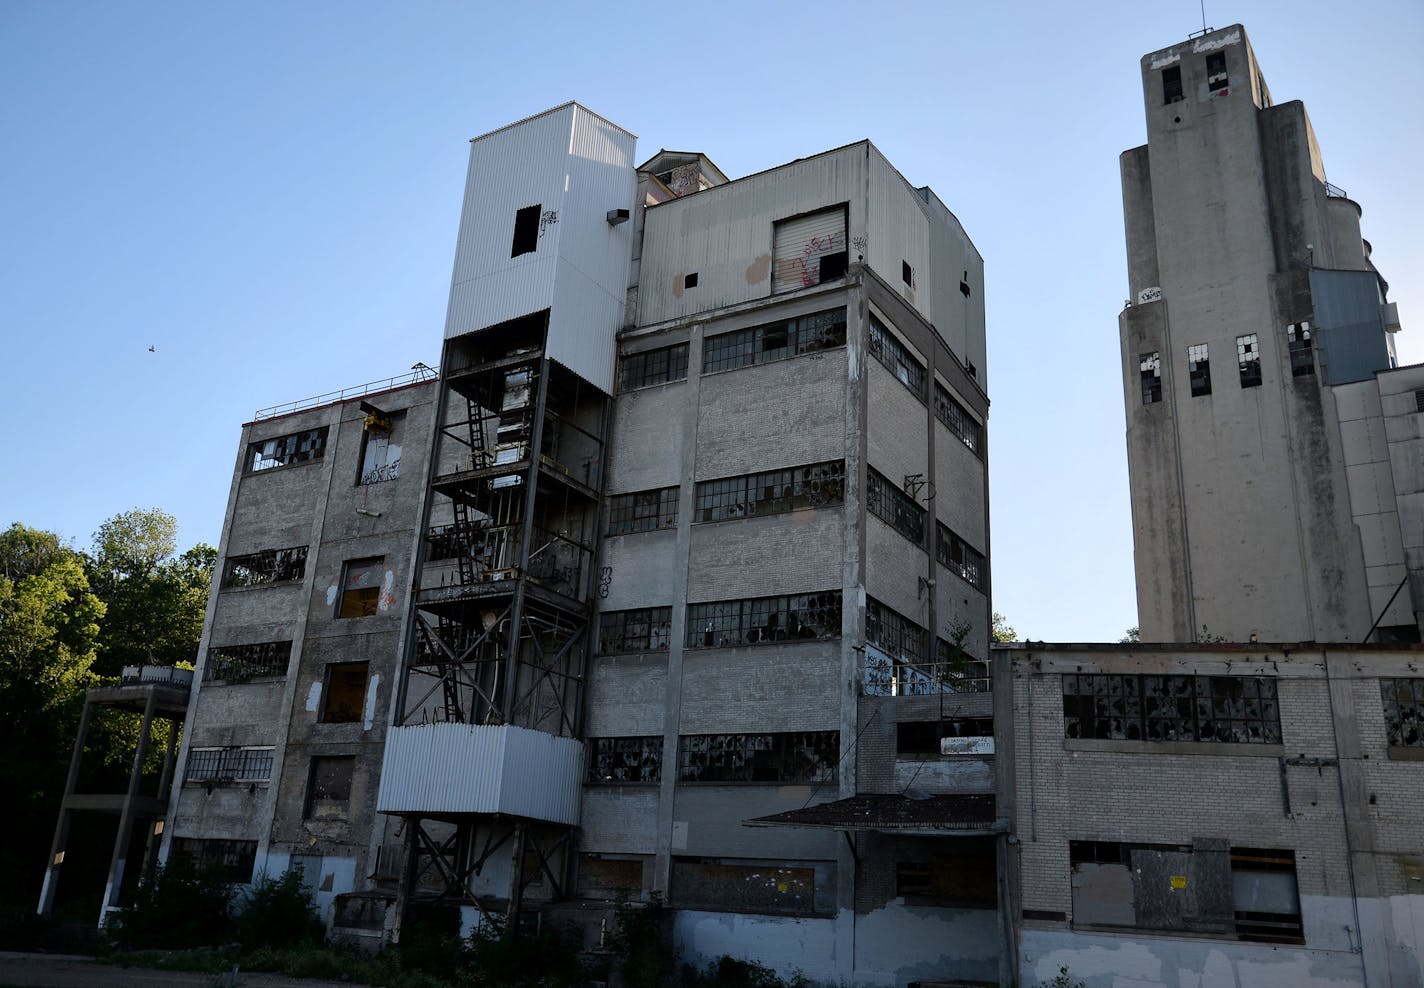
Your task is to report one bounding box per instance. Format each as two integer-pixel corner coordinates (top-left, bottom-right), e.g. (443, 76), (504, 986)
(390, 312), (607, 933)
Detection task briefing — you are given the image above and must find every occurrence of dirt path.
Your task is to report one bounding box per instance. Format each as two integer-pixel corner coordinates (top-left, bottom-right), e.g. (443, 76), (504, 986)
(0, 952), (359, 988)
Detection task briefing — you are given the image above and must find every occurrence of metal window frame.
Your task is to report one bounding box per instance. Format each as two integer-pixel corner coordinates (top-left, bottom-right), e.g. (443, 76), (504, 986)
(686, 590), (842, 649)
(598, 606), (673, 655)
(866, 468), (926, 546)
(676, 731), (839, 784)
(868, 315), (927, 400)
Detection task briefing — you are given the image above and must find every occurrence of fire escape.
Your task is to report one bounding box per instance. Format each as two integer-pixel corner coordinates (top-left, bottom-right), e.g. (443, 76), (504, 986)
(380, 312), (607, 934)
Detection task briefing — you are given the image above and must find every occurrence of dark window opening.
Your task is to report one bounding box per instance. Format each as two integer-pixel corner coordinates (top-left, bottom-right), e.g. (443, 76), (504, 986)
(694, 460), (845, 523)
(587, 736), (663, 784)
(671, 857), (833, 916)
(702, 308), (846, 375)
(1287, 322), (1314, 377)
(205, 640), (292, 682)
(867, 468), (925, 547)
(619, 342), (690, 391)
(684, 272), (698, 289)
(936, 522), (985, 590)
(186, 746), (274, 783)
(607, 486), (679, 536)
(305, 756), (355, 819)
(1163, 65), (1184, 104)
(599, 607), (673, 654)
(1188, 343), (1212, 396)
(896, 718), (994, 755)
(1206, 52), (1229, 92)
(1415, 390), (1424, 413)
(819, 250), (848, 281)
(677, 731), (839, 784)
(1382, 678), (1423, 748)
(511, 204), (541, 257)
(1237, 334), (1262, 388)
(223, 545), (308, 588)
(337, 557), (384, 618)
(1140, 352), (1162, 404)
(935, 383), (983, 456)
(687, 591), (841, 648)
(171, 838), (258, 884)
(1231, 848), (1303, 942)
(901, 261), (913, 286)
(896, 843), (997, 908)
(1063, 673), (1281, 744)
(959, 279), (971, 298)
(868, 315), (926, 399)
(321, 662), (369, 724)
(865, 597), (928, 665)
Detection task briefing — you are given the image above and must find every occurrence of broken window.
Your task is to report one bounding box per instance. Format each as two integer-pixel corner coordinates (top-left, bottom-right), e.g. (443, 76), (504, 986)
(1187, 343), (1212, 396)
(672, 858), (834, 916)
(205, 640), (292, 682)
(186, 746), (274, 783)
(1415, 390), (1424, 413)
(619, 342), (689, 391)
(598, 607), (673, 655)
(694, 460), (845, 523)
(246, 426), (328, 473)
(867, 468), (926, 546)
(683, 272), (698, 288)
(772, 206), (848, 293)
(896, 718), (993, 755)
(586, 736), (663, 784)
(606, 487), (679, 536)
(357, 410), (403, 485)
(1140, 352), (1162, 404)
(1287, 322), (1314, 377)
(676, 731), (839, 784)
(934, 382), (983, 457)
(896, 838), (997, 907)
(1232, 848), (1303, 941)
(170, 838), (258, 884)
(902, 260), (913, 286)
(1237, 334), (1262, 388)
(1206, 51), (1229, 92)
(701, 308), (846, 375)
(936, 522), (985, 590)
(1062, 673), (1282, 744)
(222, 545), (308, 588)
(321, 662), (368, 724)
(1163, 64), (1184, 104)
(305, 756), (355, 819)
(337, 557), (384, 618)
(1381, 678), (1423, 748)
(511, 204), (541, 257)
(868, 315), (926, 399)
(686, 591), (841, 647)
(865, 597), (928, 665)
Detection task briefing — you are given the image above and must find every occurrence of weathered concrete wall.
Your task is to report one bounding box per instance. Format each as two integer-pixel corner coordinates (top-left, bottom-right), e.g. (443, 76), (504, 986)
(673, 910), (839, 984)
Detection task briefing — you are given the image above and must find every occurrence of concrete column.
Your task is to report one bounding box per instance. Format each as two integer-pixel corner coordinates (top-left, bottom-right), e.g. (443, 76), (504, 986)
(139, 719), (180, 886)
(98, 690), (158, 927)
(37, 697), (95, 916)
(389, 817), (420, 945)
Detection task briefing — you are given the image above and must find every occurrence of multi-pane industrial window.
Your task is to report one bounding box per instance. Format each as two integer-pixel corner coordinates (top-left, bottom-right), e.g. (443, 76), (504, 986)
(205, 640), (292, 682)
(1162, 65), (1184, 104)
(1236, 334), (1262, 388)
(337, 557), (384, 618)
(170, 838), (258, 884)
(222, 545), (308, 588)
(587, 736), (663, 784)
(186, 746), (275, 783)
(1187, 343), (1212, 396)
(1287, 322), (1314, 377)
(321, 662), (368, 724)
(694, 460), (845, 523)
(619, 343), (689, 391)
(701, 308), (846, 375)
(934, 383), (983, 457)
(1206, 51), (1229, 92)
(1415, 390), (1424, 414)
(936, 522), (985, 591)
(677, 731), (839, 783)
(687, 591), (841, 648)
(606, 487), (679, 536)
(865, 598), (928, 665)
(866, 469), (925, 546)
(246, 427), (328, 473)
(599, 607), (673, 654)
(1140, 352), (1162, 404)
(1381, 678), (1423, 748)
(1062, 673), (1282, 744)
(868, 315), (926, 399)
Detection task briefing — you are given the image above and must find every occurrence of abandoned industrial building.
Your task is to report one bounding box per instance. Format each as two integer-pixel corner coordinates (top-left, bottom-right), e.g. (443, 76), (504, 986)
(34, 22), (1423, 988)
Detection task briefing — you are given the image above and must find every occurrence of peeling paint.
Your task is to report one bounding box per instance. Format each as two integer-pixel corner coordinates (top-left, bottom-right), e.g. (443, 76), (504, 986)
(673, 273), (685, 299)
(363, 673), (380, 731)
(1193, 30), (1241, 54)
(745, 255), (771, 285)
(674, 910), (838, 985)
(1150, 52), (1182, 70)
(377, 570), (396, 612)
(305, 681), (322, 712)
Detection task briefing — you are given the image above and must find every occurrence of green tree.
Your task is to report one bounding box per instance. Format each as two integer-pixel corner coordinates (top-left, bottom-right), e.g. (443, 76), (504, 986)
(0, 524), (103, 907)
(991, 611), (1017, 643)
(1120, 626), (1140, 643)
(87, 509), (216, 675)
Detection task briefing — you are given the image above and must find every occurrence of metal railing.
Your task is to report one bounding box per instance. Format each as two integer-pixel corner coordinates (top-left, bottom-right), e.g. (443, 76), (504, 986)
(423, 522), (591, 601)
(1325, 181), (1349, 199)
(253, 365), (438, 421)
(863, 654), (990, 696)
(119, 665), (195, 688)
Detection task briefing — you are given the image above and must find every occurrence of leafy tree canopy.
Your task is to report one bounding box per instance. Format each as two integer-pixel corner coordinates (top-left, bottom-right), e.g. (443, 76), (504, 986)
(991, 611), (1017, 643)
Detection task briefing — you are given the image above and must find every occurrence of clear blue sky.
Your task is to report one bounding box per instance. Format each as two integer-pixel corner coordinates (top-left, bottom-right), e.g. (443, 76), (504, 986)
(2, 1), (1420, 641)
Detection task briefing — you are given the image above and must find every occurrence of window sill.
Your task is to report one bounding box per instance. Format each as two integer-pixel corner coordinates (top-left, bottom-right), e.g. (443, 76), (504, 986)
(683, 635), (840, 651)
(243, 458), (324, 477)
(604, 526), (678, 539)
(203, 675), (286, 687)
(618, 378), (688, 396)
(220, 580), (303, 593)
(1063, 738), (1284, 757)
(692, 503), (843, 527)
(699, 342), (846, 380)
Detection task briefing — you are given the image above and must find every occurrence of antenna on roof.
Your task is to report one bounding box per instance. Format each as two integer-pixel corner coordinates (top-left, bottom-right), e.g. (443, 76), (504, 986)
(1188, 0), (1213, 39)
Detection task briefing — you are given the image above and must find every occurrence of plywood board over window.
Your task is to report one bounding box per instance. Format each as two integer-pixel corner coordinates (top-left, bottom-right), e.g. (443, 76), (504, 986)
(772, 206), (848, 294)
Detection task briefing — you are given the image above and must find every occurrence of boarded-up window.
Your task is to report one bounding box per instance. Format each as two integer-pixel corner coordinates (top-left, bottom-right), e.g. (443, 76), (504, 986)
(321, 662), (368, 723)
(772, 206), (848, 294)
(671, 857), (834, 916)
(578, 855), (647, 900)
(896, 837), (997, 907)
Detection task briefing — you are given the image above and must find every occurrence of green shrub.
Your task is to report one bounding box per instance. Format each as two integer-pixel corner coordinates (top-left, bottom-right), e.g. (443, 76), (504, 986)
(608, 893), (674, 988)
(235, 871), (324, 949)
(458, 912), (586, 988)
(111, 856), (234, 949)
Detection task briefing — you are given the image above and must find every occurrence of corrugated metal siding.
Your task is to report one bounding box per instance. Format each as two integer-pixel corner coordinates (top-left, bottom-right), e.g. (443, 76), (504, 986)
(867, 148), (931, 324)
(376, 723), (584, 825)
(638, 146), (867, 327)
(771, 207), (846, 294)
(1311, 268), (1390, 385)
(546, 106), (637, 393)
(443, 107), (575, 339)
